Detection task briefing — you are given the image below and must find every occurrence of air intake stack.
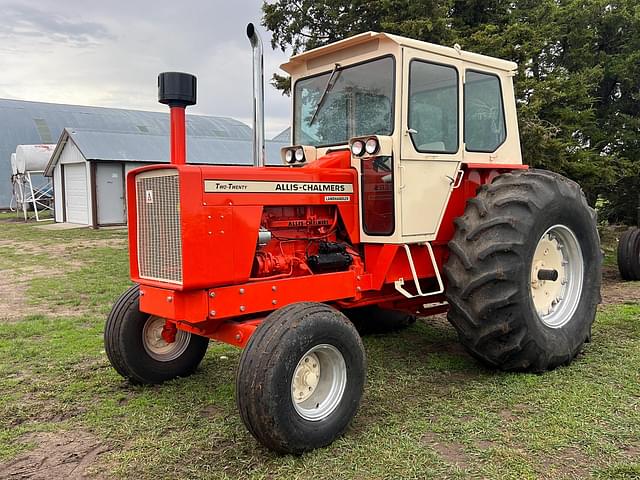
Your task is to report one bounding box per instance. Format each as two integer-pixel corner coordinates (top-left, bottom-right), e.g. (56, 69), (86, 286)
(158, 72), (197, 165)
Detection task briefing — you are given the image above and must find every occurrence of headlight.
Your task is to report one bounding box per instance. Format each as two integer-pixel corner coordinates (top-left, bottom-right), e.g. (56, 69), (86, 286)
(285, 149), (295, 164)
(365, 137), (379, 155)
(295, 147), (305, 162)
(351, 140), (365, 156)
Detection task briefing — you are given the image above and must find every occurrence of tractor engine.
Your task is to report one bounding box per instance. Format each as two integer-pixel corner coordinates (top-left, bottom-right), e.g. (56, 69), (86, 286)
(253, 206), (355, 279)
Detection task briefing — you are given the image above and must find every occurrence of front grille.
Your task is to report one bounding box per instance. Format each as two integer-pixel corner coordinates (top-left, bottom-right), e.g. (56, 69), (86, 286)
(136, 170), (183, 284)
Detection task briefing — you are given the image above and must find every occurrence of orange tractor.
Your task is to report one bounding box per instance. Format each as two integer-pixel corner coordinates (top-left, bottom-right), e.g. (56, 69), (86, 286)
(105, 25), (601, 453)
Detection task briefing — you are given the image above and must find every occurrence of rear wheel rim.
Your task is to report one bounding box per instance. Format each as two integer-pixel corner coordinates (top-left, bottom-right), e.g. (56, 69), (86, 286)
(142, 315), (190, 361)
(291, 344), (347, 421)
(530, 225), (584, 328)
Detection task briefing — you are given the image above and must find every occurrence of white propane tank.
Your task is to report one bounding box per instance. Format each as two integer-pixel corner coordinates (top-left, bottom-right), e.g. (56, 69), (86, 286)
(10, 153), (18, 176)
(15, 144), (55, 174)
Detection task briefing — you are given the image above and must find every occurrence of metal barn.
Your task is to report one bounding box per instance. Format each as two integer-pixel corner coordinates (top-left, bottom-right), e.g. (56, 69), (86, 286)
(0, 98), (288, 210)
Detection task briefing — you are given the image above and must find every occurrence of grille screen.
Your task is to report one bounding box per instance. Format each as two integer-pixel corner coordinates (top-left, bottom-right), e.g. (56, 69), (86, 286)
(136, 171), (183, 284)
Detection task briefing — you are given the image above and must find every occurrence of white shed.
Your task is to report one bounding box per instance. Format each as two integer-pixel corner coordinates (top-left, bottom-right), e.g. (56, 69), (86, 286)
(45, 126), (286, 227)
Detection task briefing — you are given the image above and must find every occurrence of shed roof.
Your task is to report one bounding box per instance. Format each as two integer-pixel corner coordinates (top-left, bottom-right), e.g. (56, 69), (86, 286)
(0, 98), (257, 207)
(45, 127), (286, 176)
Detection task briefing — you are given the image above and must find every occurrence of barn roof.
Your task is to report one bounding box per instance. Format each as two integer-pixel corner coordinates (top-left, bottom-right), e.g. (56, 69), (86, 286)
(45, 127), (286, 175)
(0, 98), (262, 207)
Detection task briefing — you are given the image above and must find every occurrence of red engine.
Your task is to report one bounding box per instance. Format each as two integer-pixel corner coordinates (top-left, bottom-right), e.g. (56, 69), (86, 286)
(252, 205), (359, 278)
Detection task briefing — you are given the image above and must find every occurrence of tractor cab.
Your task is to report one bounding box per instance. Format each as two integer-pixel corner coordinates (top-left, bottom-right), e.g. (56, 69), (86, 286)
(280, 32), (522, 244)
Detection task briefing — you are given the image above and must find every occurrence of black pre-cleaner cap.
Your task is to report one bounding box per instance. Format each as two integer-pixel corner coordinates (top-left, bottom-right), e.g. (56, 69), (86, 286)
(158, 72), (197, 107)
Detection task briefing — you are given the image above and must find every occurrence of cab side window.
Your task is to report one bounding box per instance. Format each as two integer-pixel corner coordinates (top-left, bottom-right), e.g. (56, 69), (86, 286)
(408, 61), (458, 154)
(464, 71), (506, 152)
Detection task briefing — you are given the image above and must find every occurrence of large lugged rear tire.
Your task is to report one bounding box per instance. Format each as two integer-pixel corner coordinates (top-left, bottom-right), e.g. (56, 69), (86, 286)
(236, 302), (366, 454)
(104, 285), (209, 384)
(617, 228), (640, 280)
(444, 169), (601, 372)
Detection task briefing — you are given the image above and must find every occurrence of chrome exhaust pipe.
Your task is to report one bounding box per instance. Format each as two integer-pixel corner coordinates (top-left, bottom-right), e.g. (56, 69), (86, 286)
(246, 23), (265, 167)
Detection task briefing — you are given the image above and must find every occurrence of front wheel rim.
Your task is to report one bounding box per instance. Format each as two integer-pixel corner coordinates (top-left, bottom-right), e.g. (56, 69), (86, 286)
(291, 344), (347, 422)
(142, 316), (190, 361)
(530, 224), (584, 328)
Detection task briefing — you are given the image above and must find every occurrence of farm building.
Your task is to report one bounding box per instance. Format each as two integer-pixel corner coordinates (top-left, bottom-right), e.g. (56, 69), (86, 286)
(1, 98), (289, 214)
(44, 125), (287, 227)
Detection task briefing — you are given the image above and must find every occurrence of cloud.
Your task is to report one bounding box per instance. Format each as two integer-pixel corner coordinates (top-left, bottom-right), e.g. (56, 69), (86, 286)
(0, 0), (292, 138)
(0, 3), (113, 46)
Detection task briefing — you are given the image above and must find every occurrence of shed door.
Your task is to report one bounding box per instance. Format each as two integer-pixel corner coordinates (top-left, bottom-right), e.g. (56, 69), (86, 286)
(64, 163), (89, 224)
(96, 163), (125, 225)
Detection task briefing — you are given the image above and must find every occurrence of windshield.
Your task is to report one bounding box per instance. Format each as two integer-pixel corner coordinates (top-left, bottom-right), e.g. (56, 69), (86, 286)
(294, 56), (394, 147)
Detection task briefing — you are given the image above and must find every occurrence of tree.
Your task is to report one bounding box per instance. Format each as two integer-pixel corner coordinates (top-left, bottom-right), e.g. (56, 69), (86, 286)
(262, 0), (640, 223)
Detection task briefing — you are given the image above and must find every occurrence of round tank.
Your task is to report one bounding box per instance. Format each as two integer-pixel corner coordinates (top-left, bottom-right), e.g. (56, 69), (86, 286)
(15, 144), (55, 174)
(10, 153), (17, 176)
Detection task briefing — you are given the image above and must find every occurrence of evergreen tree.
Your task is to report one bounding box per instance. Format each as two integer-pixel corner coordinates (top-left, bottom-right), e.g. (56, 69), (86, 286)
(263, 0), (640, 223)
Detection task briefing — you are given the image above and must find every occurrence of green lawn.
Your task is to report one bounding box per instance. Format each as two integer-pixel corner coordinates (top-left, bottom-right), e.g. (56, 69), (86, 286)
(0, 220), (638, 479)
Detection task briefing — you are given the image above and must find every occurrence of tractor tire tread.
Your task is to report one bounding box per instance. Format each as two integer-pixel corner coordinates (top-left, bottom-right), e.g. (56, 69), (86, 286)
(236, 302), (365, 454)
(104, 285), (208, 384)
(617, 228), (640, 280)
(445, 168), (601, 372)
(104, 284), (139, 379)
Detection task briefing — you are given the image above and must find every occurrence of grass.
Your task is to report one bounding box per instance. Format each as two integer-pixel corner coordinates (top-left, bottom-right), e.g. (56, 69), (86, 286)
(0, 221), (638, 479)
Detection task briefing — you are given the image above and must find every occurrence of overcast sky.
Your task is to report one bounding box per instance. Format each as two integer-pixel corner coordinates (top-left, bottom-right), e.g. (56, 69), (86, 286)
(0, 0), (291, 138)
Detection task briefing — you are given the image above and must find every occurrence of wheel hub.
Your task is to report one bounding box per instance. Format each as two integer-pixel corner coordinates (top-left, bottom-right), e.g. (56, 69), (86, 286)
(530, 233), (565, 315)
(142, 316), (190, 362)
(530, 225), (584, 328)
(290, 344), (347, 422)
(292, 353), (320, 403)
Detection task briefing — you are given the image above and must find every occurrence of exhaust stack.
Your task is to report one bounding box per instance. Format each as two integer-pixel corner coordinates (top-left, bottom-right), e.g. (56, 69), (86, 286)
(158, 72), (197, 165)
(246, 23), (265, 167)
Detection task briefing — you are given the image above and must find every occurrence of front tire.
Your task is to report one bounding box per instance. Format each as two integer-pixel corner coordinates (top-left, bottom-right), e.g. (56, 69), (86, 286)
(104, 285), (209, 384)
(617, 228), (640, 280)
(236, 302), (366, 454)
(444, 169), (601, 372)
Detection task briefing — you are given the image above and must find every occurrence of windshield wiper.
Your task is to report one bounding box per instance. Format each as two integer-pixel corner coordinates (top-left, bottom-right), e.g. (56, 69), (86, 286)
(309, 63), (341, 126)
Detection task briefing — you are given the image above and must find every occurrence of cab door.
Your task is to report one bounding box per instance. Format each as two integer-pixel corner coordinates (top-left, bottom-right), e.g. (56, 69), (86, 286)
(399, 48), (462, 241)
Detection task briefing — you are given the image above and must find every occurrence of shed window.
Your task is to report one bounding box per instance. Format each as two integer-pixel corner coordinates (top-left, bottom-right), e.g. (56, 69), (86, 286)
(464, 71), (506, 152)
(408, 61), (459, 154)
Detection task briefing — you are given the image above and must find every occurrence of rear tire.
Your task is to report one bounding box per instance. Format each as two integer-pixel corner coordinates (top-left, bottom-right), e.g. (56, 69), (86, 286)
(444, 169), (601, 372)
(236, 302), (366, 454)
(104, 285), (209, 384)
(617, 228), (640, 280)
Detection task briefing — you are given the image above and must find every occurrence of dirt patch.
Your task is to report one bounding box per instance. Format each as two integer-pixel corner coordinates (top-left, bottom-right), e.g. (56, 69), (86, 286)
(601, 267), (640, 305)
(0, 235), (126, 322)
(0, 266), (89, 322)
(0, 430), (110, 479)
(0, 269), (28, 322)
(421, 431), (469, 468)
(537, 446), (591, 479)
(201, 404), (224, 419)
(8, 401), (87, 428)
(18, 238), (126, 258)
(498, 409), (517, 422)
(620, 443), (639, 459)
(475, 439), (496, 450)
